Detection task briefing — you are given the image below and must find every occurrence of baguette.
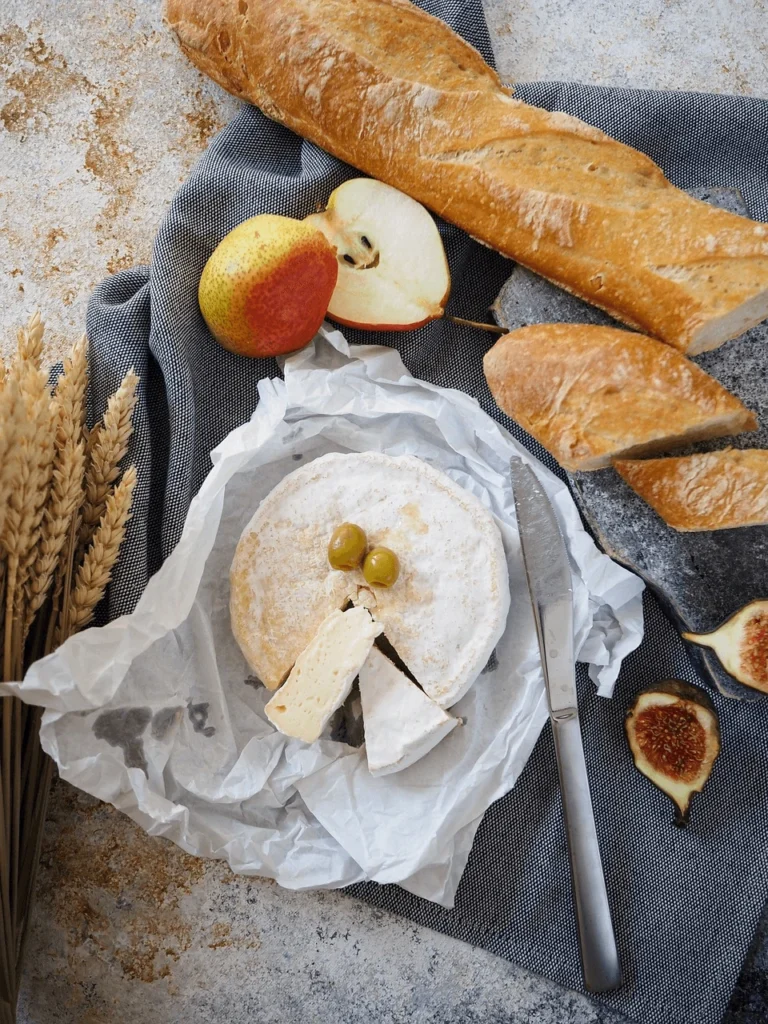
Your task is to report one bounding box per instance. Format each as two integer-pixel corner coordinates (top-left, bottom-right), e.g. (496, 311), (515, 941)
(165, 0), (768, 353)
(483, 324), (757, 471)
(614, 450), (768, 531)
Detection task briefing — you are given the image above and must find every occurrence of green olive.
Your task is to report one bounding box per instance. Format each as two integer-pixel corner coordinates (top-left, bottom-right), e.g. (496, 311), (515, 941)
(328, 523), (367, 571)
(362, 546), (400, 588)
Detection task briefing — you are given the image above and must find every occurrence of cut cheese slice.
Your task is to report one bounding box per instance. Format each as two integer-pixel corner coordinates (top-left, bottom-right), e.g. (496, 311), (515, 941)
(359, 647), (459, 776)
(265, 607), (381, 743)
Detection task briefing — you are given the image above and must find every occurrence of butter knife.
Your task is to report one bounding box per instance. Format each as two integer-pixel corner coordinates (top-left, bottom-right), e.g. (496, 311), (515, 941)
(509, 458), (621, 993)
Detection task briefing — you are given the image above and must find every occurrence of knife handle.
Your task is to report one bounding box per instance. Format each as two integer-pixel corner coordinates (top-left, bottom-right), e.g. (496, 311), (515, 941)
(551, 712), (621, 993)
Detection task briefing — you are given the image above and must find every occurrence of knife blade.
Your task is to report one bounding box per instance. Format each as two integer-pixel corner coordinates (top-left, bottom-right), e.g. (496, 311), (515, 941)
(509, 457), (621, 993)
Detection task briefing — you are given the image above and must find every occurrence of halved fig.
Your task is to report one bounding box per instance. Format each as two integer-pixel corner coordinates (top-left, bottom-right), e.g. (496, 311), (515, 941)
(683, 600), (768, 695)
(625, 680), (720, 826)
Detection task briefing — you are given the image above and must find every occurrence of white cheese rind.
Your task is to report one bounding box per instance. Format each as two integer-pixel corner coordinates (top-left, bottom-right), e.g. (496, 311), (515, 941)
(231, 452), (510, 706)
(359, 647), (459, 776)
(265, 607), (382, 743)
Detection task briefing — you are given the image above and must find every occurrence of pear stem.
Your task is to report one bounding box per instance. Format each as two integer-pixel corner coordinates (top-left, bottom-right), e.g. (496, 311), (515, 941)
(445, 314), (505, 334)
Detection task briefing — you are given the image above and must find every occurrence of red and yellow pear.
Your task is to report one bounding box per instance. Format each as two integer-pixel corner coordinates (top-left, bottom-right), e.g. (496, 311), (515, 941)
(198, 214), (338, 358)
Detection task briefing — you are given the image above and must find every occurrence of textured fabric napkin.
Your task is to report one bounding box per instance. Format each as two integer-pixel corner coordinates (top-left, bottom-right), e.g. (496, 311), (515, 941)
(84, 2), (768, 1022)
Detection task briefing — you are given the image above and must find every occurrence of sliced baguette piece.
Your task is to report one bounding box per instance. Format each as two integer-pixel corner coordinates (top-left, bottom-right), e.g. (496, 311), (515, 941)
(614, 449), (768, 531)
(164, 0), (768, 353)
(483, 324), (757, 471)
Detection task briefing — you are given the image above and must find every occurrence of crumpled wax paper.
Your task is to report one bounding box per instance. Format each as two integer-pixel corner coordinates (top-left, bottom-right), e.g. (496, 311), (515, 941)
(2, 327), (644, 907)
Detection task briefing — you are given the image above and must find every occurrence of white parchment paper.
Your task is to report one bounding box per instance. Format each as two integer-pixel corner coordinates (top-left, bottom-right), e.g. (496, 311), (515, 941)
(2, 327), (644, 907)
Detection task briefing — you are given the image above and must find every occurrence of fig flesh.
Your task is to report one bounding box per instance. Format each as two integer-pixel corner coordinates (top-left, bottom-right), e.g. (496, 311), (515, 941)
(625, 680), (720, 826)
(683, 600), (768, 695)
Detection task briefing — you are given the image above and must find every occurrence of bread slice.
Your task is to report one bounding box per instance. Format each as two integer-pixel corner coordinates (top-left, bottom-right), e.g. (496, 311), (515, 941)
(164, 0), (768, 353)
(483, 324), (757, 471)
(614, 449), (768, 531)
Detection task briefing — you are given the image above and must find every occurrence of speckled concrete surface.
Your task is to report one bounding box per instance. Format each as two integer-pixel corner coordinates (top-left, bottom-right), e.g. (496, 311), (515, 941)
(18, 784), (616, 1024)
(0, 0), (239, 364)
(2, 1), (767, 1022)
(484, 0), (768, 94)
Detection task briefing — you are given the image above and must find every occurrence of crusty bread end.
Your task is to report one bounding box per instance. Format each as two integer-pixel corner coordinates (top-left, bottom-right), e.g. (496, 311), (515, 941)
(614, 449), (768, 531)
(483, 324), (757, 472)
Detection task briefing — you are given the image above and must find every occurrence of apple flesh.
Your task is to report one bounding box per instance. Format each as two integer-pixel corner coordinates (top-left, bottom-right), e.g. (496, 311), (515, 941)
(198, 214), (338, 358)
(305, 179), (450, 331)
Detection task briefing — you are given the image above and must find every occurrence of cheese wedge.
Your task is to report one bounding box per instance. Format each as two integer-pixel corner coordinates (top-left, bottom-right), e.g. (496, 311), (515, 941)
(231, 452), (510, 708)
(359, 647), (459, 776)
(265, 607), (382, 743)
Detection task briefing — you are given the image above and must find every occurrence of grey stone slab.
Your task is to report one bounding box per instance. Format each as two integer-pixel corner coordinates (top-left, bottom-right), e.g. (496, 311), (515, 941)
(493, 188), (768, 701)
(491, 186), (768, 1022)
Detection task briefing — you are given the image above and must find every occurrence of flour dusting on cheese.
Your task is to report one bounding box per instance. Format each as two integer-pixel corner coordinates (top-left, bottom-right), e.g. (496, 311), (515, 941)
(230, 452), (510, 709)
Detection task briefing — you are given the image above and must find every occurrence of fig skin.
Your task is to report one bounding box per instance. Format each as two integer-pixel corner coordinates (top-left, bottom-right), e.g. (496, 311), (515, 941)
(625, 680), (721, 827)
(683, 599), (768, 696)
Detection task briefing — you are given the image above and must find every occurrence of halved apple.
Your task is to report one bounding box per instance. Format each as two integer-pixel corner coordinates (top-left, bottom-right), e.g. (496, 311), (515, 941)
(305, 178), (451, 331)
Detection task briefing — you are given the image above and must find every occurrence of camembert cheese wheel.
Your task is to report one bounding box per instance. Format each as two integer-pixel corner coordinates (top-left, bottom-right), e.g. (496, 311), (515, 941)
(230, 452), (510, 708)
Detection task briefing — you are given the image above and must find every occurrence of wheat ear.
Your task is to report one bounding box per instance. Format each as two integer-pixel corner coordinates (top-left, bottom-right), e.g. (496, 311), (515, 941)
(80, 370), (138, 552)
(23, 338), (89, 633)
(53, 336), (87, 451)
(24, 440), (85, 633)
(63, 465), (136, 637)
(14, 368), (56, 612)
(0, 374), (22, 545)
(1, 361), (54, 669)
(16, 312), (44, 371)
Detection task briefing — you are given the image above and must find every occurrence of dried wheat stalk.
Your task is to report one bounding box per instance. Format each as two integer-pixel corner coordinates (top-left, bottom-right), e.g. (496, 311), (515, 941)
(23, 339), (89, 635)
(23, 440), (85, 634)
(0, 375), (22, 547)
(0, 338), (55, 947)
(16, 400), (56, 614)
(0, 313), (138, 1020)
(64, 464), (137, 637)
(80, 370), (138, 554)
(1, 362), (54, 678)
(53, 336), (87, 451)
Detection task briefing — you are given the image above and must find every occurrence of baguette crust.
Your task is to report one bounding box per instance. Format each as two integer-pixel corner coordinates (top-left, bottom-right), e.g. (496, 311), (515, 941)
(614, 450), (768, 531)
(164, 0), (768, 352)
(483, 324), (757, 471)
